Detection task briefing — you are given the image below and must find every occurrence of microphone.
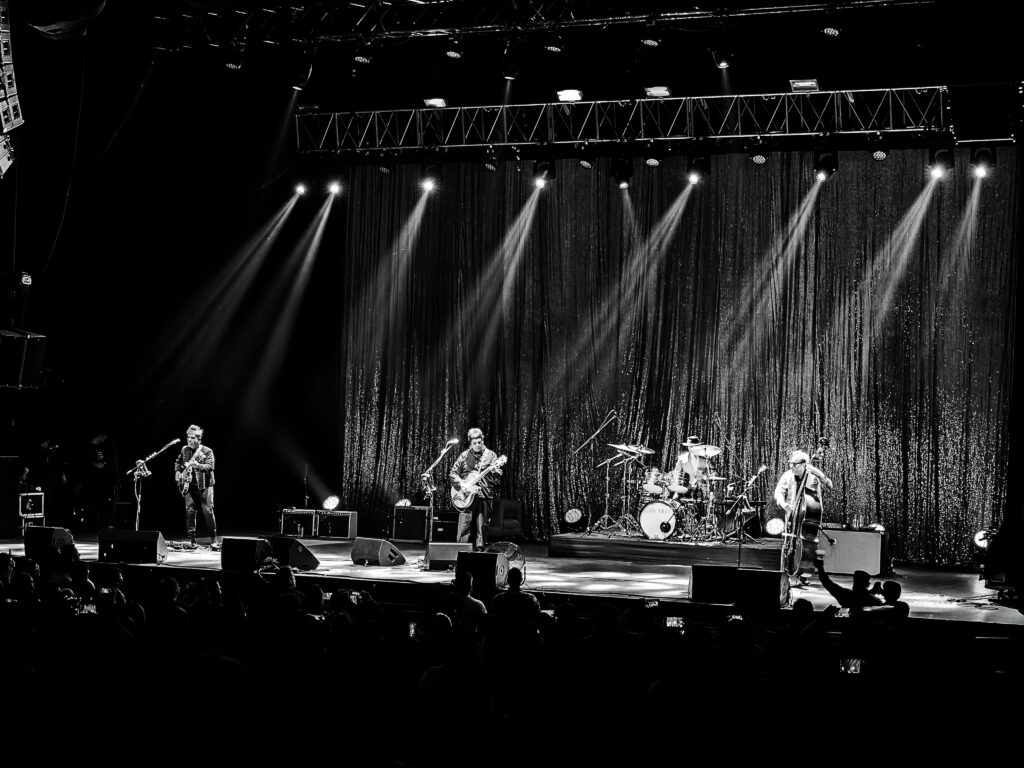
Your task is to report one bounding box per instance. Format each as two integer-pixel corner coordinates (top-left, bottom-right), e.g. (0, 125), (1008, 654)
(446, 438), (460, 445)
(746, 465), (768, 486)
(170, 438), (181, 445)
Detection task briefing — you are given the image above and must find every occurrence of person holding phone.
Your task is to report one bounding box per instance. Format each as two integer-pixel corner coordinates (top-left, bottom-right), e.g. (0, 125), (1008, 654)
(812, 551), (883, 610)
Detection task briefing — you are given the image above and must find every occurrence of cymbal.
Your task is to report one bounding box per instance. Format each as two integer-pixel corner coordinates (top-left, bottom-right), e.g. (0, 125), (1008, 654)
(607, 443), (639, 454)
(702, 475), (728, 481)
(689, 444), (722, 458)
(627, 444), (655, 455)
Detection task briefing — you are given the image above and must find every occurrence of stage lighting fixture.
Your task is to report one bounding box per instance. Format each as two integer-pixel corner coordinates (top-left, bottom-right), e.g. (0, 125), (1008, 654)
(322, 495), (340, 511)
(352, 43), (372, 65)
(424, 98), (447, 108)
(444, 36), (463, 60)
(534, 160), (556, 188)
(748, 142), (768, 165)
(644, 145), (662, 167)
(294, 183), (307, 196)
(0, 135), (13, 179)
(929, 145), (954, 179)
(291, 60), (313, 91)
(556, 89), (582, 102)
(973, 528), (996, 551)
(502, 39), (521, 80)
(578, 146), (595, 170)
(686, 155), (710, 185)
(328, 181), (342, 195)
(19, 272), (31, 287)
(396, 498), (412, 507)
(645, 85), (671, 98)
(224, 43), (245, 71)
(711, 49), (731, 69)
(813, 148), (838, 181)
(611, 157), (633, 189)
(789, 78), (820, 93)
(420, 163), (441, 191)
(483, 147), (499, 172)
(821, 26), (841, 37)
(970, 146), (995, 178)
(543, 31), (564, 54)
(764, 517), (785, 536)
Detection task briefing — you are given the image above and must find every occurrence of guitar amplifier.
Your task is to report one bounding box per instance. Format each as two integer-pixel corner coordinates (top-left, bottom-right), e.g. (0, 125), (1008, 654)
(818, 530), (888, 576)
(430, 515), (459, 542)
(392, 505), (429, 542)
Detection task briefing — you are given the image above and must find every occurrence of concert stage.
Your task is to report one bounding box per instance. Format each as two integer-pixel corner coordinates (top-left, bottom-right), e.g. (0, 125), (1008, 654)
(5, 528), (1022, 629)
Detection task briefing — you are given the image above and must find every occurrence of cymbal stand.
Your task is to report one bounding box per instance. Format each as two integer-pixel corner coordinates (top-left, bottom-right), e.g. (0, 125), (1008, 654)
(589, 453), (617, 534)
(599, 453), (642, 536)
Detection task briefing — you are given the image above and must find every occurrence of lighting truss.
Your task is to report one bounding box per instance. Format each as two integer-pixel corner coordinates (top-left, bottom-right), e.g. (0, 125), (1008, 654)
(295, 86), (949, 156)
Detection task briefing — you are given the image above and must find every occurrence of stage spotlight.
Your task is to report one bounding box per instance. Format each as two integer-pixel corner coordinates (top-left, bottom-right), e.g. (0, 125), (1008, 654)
(322, 495), (340, 511)
(970, 146), (995, 178)
(557, 89), (582, 102)
(686, 155), (710, 185)
(328, 181), (342, 195)
(353, 42), (372, 65)
(291, 60), (313, 92)
(534, 160), (556, 188)
(643, 144), (663, 167)
(563, 507), (589, 532)
(543, 31), (564, 54)
(224, 42), (245, 71)
(974, 528), (997, 552)
(420, 163), (441, 191)
(929, 145), (954, 179)
(424, 97), (447, 108)
(444, 36), (463, 60)
(645, 85), (671, 98)
(294, 183), (307, 196)
(711, 49), (731, 69)
(748, 142), (768, 165)
(813, 148), (838, 181)
(764, 517), (785, 536)
(611, 157), (633, 189)
(502, 39), (521, 80)
(483, 147), (498, 172)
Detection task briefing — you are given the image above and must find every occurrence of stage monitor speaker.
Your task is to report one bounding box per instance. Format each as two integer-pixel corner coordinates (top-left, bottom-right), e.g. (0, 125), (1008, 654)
(221, 537), (274, 571)
(737, 568), (790, 611)
(23, 525), (74, 563)
(430, 516), (459, 543)
(817, 530), (885, 575)
(456, 550), (509, 601)
(425, 542), (473, 571)
(392, 506), (428, 542)
(98, 529), (168, 564)
(269, 536), (321, 571)
(688, 564), (738, 603)
(351, 537), (406, 566)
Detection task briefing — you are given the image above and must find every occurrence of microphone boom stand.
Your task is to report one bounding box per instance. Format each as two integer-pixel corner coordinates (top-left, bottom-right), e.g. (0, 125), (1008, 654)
(127, 438), (181, 532)
(419, 441), (458, 567)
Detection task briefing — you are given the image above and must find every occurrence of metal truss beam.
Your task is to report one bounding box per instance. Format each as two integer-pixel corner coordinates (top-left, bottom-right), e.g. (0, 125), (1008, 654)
(295, 86), (949, 156)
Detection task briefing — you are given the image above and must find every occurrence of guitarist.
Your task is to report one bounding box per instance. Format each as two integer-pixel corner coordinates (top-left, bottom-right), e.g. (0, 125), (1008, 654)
(773, 449), (833, 575)
(449, 427), (503, 550)
(174, 424), (218, 550)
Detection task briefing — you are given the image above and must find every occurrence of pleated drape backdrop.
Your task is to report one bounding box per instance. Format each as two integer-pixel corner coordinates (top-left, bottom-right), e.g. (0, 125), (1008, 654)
(334, 148), (1018, 567)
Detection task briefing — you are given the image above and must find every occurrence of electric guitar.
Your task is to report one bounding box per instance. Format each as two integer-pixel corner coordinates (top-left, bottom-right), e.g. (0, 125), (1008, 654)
(178, 446), (205, 496)
(450, 455), (507, 510)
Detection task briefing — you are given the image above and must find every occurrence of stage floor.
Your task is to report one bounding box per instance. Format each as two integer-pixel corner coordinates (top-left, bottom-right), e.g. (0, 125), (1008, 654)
(5, 529), (1021, 628)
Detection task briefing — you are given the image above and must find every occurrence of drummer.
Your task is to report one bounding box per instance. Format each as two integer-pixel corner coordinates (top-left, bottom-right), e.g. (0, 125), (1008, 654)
(668, 436), (711, 498)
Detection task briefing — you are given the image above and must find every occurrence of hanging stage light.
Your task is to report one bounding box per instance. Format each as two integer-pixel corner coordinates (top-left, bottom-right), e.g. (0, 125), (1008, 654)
(686, 155), (710, 185)
(969, 146), (996, 178)
(928, 145), (954, 179)
(611, 157), (633, 188)
(533, 160), (556, 188)
(813, 147), (838, 181)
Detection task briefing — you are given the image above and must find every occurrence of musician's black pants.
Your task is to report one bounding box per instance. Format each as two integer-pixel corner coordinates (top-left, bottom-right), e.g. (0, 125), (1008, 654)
(457, 496), (491, 550)
(185, 484), (217, 541)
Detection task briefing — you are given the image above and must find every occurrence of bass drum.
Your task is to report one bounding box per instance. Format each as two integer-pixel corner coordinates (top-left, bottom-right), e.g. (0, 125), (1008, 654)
(639, 500), (678, 540)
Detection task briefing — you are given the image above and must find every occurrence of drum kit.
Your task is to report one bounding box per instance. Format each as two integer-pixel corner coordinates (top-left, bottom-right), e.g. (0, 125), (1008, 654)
(592, 438), (736, 542)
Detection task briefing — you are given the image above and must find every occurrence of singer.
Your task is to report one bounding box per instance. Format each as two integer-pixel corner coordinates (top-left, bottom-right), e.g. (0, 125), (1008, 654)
(772, 450), (833, 526)
(174, 424), (218, 549)
(449, 427), (503, 550)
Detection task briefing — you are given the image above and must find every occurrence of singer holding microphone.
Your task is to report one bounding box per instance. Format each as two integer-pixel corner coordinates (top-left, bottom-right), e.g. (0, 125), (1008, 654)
(174, 424), (218, 550)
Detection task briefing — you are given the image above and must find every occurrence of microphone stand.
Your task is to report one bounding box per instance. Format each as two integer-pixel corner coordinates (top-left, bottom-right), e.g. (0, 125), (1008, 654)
(572, 410), (617, 456)
(127, 438), (180, 532)
(419, 442), (458, 567)
(724, 467), (765, 566)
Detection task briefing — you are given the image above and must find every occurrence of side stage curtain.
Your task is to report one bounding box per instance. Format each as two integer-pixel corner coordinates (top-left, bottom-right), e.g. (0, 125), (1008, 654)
(336, 148), (1018, 566)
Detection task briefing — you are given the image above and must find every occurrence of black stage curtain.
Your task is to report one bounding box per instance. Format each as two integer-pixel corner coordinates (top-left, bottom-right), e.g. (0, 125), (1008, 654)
(336, 149), (1018, 566)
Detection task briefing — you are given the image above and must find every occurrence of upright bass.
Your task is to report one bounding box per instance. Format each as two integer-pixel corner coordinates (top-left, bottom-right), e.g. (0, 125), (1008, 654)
(781, 437), (831, 577)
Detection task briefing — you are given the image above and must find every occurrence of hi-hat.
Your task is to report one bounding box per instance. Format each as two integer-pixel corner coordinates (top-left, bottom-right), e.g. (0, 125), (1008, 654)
(626, 444), (655, 455)
(689, 444), (722, 458)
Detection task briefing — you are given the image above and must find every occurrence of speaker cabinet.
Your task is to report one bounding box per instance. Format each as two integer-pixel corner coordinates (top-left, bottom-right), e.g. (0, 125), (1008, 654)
(817, 530), (885, 575)
(98, 529), (168, 564)
(269, 536), (321, 571)
(425, 542), (473, 571)
(688, 565), (789, 610)
(221, 537), (274, 571)
(430, 516), (459, 542)
(392, 506), (428, 542)
(23, 526), (74, 563)
(350, 537), (406, 566)
(455, 550), (510, 601)
(688, 564), (738, 603)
